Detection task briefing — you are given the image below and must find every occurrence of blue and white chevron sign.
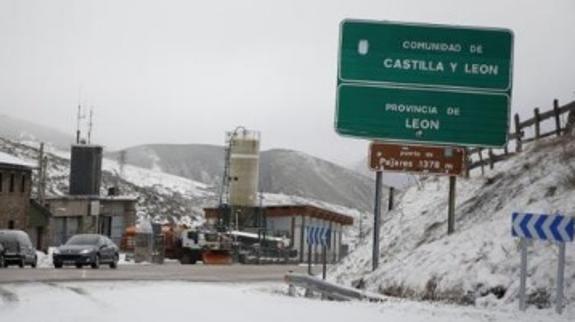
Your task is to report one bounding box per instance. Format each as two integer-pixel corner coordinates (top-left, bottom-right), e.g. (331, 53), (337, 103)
(307, 226), (331, 247)
(512, 212), (574, 242)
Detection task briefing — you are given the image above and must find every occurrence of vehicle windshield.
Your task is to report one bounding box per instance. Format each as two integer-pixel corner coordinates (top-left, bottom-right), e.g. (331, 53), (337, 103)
(66, 235), (100, 246)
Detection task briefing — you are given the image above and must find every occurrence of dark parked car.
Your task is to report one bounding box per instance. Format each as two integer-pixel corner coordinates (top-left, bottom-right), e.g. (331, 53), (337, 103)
(53, 234), (119, 269)
(0, 230), (37, 268)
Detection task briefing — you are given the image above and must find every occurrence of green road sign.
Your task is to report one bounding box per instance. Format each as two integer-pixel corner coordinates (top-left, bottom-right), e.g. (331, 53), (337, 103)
(335, 84), (510, 147)
(339, 20), (514, 92)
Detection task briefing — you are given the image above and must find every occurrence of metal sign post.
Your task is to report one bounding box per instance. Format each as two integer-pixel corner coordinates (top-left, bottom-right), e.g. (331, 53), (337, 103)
(447, 176), (457, 235)
(307, 240), (312, 275)
(512, 212), (574, 313)
(307, 226), (331, 278)
(557, 242), (566, 314)
(519, 238), (528, 311)
(372, 171), (382, 271)
(322, 245), (327, 280)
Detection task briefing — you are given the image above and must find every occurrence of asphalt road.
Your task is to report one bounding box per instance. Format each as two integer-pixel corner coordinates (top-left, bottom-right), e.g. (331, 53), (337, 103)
(0, 263), (308, 284)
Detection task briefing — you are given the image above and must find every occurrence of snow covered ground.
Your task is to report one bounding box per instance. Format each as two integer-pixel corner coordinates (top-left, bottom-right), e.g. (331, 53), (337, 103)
(331, 136), (575, 311)
(0, 281), (570, 322)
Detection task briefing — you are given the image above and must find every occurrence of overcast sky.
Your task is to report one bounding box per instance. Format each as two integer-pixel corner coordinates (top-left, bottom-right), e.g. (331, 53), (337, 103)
(1, 0), (574, 166)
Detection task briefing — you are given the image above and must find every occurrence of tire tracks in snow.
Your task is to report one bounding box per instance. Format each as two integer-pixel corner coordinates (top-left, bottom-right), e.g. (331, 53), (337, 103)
(43, 281), (110, 308)
(0, 287), (18, 304)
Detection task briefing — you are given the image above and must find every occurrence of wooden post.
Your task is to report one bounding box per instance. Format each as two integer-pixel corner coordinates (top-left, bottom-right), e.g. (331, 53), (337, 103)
(515, 114), (522, 153)
(534, 107), (541, 139)
(554, 99), (562, 136)
(478, 149), (485, 176)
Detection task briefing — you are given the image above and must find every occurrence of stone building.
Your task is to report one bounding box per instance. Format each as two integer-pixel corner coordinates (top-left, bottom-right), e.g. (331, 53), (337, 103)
(0, 152), (33, 230)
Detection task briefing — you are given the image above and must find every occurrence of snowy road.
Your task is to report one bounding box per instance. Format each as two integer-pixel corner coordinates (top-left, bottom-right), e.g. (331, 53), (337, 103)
(0, 281), (569, 322)
(0, 263), (306, 283)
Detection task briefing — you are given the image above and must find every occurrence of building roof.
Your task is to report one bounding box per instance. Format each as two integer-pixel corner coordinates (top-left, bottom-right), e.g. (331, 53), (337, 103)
(204, 204), (354, 226)
(45, 194), (138, 202)
(0, 151), (35, 170)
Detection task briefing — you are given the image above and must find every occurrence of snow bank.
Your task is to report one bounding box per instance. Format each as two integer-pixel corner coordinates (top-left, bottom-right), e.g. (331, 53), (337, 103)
(0, 282), (568, 322)
(331, 136), (575, 310)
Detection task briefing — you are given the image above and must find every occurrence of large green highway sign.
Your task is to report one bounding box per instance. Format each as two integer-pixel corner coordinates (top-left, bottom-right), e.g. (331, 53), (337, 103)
(339, 20), (514, 91)
(335, 20), (514, 147)
(336, 85), (509, 147)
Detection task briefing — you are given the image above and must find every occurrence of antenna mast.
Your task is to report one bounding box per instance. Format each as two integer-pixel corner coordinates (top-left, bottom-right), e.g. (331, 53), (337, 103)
(76, 104), (82, 144)
(87, 107), (94, 144)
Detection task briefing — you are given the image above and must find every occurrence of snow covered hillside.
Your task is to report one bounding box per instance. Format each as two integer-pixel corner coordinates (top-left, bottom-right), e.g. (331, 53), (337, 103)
(108, 144), (379, 212)
(0, 137), (370, 238)
(331, 136), (575, 310)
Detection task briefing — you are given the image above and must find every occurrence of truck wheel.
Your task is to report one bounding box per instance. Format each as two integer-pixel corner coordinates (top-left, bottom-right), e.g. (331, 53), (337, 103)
(180, 253), (191, 264)
(54, 262), (63, 269)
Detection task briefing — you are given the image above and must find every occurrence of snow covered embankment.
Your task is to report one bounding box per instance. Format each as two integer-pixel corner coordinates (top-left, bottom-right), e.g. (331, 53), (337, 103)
(331, 136), (575, 311)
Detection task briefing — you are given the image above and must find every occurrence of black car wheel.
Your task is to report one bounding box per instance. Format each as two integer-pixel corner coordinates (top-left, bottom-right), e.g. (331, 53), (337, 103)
(31, 256), (37, 268)
(76, 263), (83, 269)
(18, 258), (25, 268)
(0, 255), (4, 268)
(91, 254), (100, 269)
(109, 254), (119, 269)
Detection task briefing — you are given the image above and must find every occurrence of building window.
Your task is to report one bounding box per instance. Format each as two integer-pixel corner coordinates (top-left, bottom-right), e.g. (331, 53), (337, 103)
(9, 173), (15, 192)
(21, 174), (26, 193)
(8, 220), (14, 229)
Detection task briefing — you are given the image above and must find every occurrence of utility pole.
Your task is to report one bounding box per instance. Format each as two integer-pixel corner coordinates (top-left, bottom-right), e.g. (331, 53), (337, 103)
(37, 143), (45, 204)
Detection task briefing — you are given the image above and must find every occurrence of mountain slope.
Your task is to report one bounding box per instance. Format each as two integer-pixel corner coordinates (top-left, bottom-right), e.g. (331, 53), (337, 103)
(107, 144), (224, 186)
(0, 114), (74, 149)
(331, 136), (575, 309)
(108, 144), (378, 212)
(259, 149), (374, 211)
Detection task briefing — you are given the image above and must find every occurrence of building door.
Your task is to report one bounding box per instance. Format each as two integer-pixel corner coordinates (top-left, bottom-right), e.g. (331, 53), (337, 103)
(36, 226), (44, 250)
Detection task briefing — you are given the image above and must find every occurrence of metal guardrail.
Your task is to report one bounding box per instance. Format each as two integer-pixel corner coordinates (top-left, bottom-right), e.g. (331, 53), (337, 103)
(284, 273), (385, 302)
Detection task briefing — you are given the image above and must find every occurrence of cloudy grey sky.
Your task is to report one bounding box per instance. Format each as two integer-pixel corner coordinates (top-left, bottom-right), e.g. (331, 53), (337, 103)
(0, 0), (574, 166)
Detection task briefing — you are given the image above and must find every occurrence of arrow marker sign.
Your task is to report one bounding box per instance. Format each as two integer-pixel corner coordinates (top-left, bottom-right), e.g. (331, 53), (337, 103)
(512, 212), (574, 242)
(307, 226), (331, 247)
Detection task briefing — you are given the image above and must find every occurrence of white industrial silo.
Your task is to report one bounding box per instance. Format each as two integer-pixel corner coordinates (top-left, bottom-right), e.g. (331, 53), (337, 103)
(227, 129), (260, 207)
